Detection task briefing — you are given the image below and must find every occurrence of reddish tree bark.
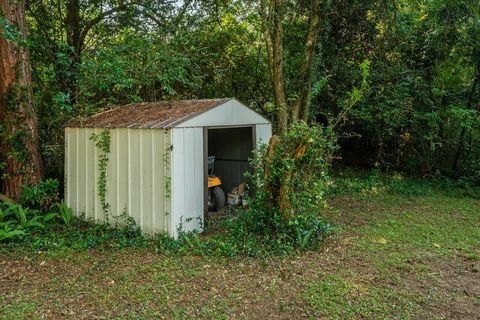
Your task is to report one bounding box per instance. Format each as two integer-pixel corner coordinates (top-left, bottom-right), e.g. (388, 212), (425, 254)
(0, 0), (44, 198)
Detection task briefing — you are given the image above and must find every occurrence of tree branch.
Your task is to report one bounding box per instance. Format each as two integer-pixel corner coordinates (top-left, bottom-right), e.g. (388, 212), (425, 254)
(79, 2), (137, 48)
(292, 0), (321, 122)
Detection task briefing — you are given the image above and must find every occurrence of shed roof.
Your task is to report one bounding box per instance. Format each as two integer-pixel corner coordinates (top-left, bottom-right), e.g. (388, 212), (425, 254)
(68, 98), (233, 129)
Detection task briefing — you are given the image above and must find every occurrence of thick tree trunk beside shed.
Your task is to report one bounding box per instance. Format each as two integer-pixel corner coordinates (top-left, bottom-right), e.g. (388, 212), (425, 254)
(0, 0), (44, 198)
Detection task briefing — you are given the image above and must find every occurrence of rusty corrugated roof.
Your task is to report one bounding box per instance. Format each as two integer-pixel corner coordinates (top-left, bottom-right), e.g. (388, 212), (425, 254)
(68, 98), (232, 128)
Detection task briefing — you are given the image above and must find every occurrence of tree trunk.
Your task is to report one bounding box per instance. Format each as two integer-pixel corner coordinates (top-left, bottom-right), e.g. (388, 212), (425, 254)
(260, 0), (288, 134)
(260, 0), (322, 132)
(292, 0), (321, 123)
(0, 0), (44, 198)
(65, 0), (82, 104)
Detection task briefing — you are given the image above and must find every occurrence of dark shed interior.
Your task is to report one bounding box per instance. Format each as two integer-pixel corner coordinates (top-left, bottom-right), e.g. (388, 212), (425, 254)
(207, 127), (254, 194)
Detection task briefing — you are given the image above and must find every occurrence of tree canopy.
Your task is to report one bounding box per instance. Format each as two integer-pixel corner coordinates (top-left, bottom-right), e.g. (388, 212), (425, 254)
(1, 0), (479, 196)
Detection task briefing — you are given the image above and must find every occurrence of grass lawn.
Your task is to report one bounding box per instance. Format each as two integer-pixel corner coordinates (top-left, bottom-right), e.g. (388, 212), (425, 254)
(1, 182), (479, 319)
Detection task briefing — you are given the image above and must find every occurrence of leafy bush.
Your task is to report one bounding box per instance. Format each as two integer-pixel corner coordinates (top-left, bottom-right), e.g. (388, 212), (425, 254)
(197, 122), (337, 255)
(19, 179), (60, 212)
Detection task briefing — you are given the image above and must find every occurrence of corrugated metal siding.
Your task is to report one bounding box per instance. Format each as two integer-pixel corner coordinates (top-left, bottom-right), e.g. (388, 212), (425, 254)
(65, 128), (172, 235)
(255, 124), (272, 145)
(171, 127), (204, 236)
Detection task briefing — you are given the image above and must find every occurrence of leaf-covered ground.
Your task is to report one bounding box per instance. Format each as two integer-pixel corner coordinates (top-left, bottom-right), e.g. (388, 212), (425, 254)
(1, 192), (479, 319)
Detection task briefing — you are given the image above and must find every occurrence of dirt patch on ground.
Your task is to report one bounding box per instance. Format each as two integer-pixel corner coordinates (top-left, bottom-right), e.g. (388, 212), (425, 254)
(403, 254), (480, 320)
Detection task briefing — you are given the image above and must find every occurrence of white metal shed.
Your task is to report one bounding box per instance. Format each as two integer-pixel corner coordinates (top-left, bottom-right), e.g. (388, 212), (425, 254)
(65, 98), (272, 237)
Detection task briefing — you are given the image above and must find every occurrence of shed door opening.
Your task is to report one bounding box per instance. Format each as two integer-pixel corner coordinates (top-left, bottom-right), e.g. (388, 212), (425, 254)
(207, 126), (254, 198)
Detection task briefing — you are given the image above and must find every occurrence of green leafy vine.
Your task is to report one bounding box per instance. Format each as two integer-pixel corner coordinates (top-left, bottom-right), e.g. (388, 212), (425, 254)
(90, 129), (111, 218)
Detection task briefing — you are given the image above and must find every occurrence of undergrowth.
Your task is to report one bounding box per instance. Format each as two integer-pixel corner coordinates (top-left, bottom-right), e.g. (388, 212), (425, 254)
(2, 169), (478, 257)
(3, 124), (478, 257)
(328, 167), (480, 199)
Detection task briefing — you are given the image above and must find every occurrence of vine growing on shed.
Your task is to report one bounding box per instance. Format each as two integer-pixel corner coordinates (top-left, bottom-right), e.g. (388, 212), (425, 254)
(163, 139), (173, 216)
(90, 129), (111, 218)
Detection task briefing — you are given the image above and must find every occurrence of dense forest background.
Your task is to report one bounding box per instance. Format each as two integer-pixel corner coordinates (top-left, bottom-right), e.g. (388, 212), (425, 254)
(2, 0), (479, 195)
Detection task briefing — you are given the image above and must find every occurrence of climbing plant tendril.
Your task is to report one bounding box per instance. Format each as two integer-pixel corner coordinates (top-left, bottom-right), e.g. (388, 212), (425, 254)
(90, 129), (111, 218)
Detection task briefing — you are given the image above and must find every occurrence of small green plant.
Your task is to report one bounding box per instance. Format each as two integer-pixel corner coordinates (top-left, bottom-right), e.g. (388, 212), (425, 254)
(0, 202), (44, 242)
(42, 202), (74, 226)
(0, 195), (78, 242)
(8, 204), (45, 230)
(0, 228), (25, 242)
(56, 202), (73, 226)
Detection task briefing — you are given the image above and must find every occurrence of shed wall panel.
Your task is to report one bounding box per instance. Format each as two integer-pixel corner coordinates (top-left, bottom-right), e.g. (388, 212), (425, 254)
(163, 130), (173, 233)
(128, 130), (142, 227)
(172, 127), (204, 236)
(115, 129), (129, 219)
(172, 128), (184, 235)
(193, 128), (204, 223)
(141, 131), (153, 233)
(255, 124), (272, 145)
(65, 128), (76, 212)
(92, 128), (101, 220)
(65, 128), (172, 235)
(107, 129), (119, 218)
(77, 130), (88, 216)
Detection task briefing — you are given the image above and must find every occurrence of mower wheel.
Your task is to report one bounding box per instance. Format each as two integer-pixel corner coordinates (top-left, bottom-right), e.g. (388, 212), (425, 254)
(209, 186), (225, 211)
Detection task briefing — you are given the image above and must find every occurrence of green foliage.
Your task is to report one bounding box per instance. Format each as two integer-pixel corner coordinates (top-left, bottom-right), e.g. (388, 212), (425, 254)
(54, 202), (73, 226)
(0, 202), (45, 242)
(0, 196), (75, 243)
(90, 129), (111, 216)
(19, 179), (60, 212)
(0, 228), (25, 242)
(328, 167), (480, 199)
(187, 123), (338, 255)
(333, 59), (371, 128)
(315, 0), (480, 179)
(0, 16), (22, 42)
(21, 0), (479, 188)
(2, 214), (146, 251)
(264, 122), (337, 218)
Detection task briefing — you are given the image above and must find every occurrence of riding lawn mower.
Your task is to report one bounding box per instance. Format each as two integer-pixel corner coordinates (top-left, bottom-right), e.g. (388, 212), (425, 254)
(207, 156), (225, 211)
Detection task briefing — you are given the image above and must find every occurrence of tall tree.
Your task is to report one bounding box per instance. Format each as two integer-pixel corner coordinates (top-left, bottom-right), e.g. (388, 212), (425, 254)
(0, 0), (43, 197)
(260, 0), (322, 133)
(27, 0), (188, 105)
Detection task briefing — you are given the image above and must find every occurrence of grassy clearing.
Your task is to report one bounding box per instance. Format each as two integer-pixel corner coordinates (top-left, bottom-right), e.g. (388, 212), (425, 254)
(1, 176), (479, 319)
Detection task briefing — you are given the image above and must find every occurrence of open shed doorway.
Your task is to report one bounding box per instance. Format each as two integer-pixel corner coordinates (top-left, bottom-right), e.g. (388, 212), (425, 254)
(206, 126), (254, 212)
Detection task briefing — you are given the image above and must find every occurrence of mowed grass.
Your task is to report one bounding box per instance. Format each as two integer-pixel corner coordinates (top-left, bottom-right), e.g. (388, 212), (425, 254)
(1, 186), (479, 319)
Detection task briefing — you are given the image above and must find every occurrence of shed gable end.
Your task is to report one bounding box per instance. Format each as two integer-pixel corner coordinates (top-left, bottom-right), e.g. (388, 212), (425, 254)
(175, 99), (269, 128)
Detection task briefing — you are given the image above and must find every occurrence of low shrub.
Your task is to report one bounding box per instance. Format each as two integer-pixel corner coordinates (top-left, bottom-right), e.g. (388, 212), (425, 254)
(19, 178), (60, 212)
